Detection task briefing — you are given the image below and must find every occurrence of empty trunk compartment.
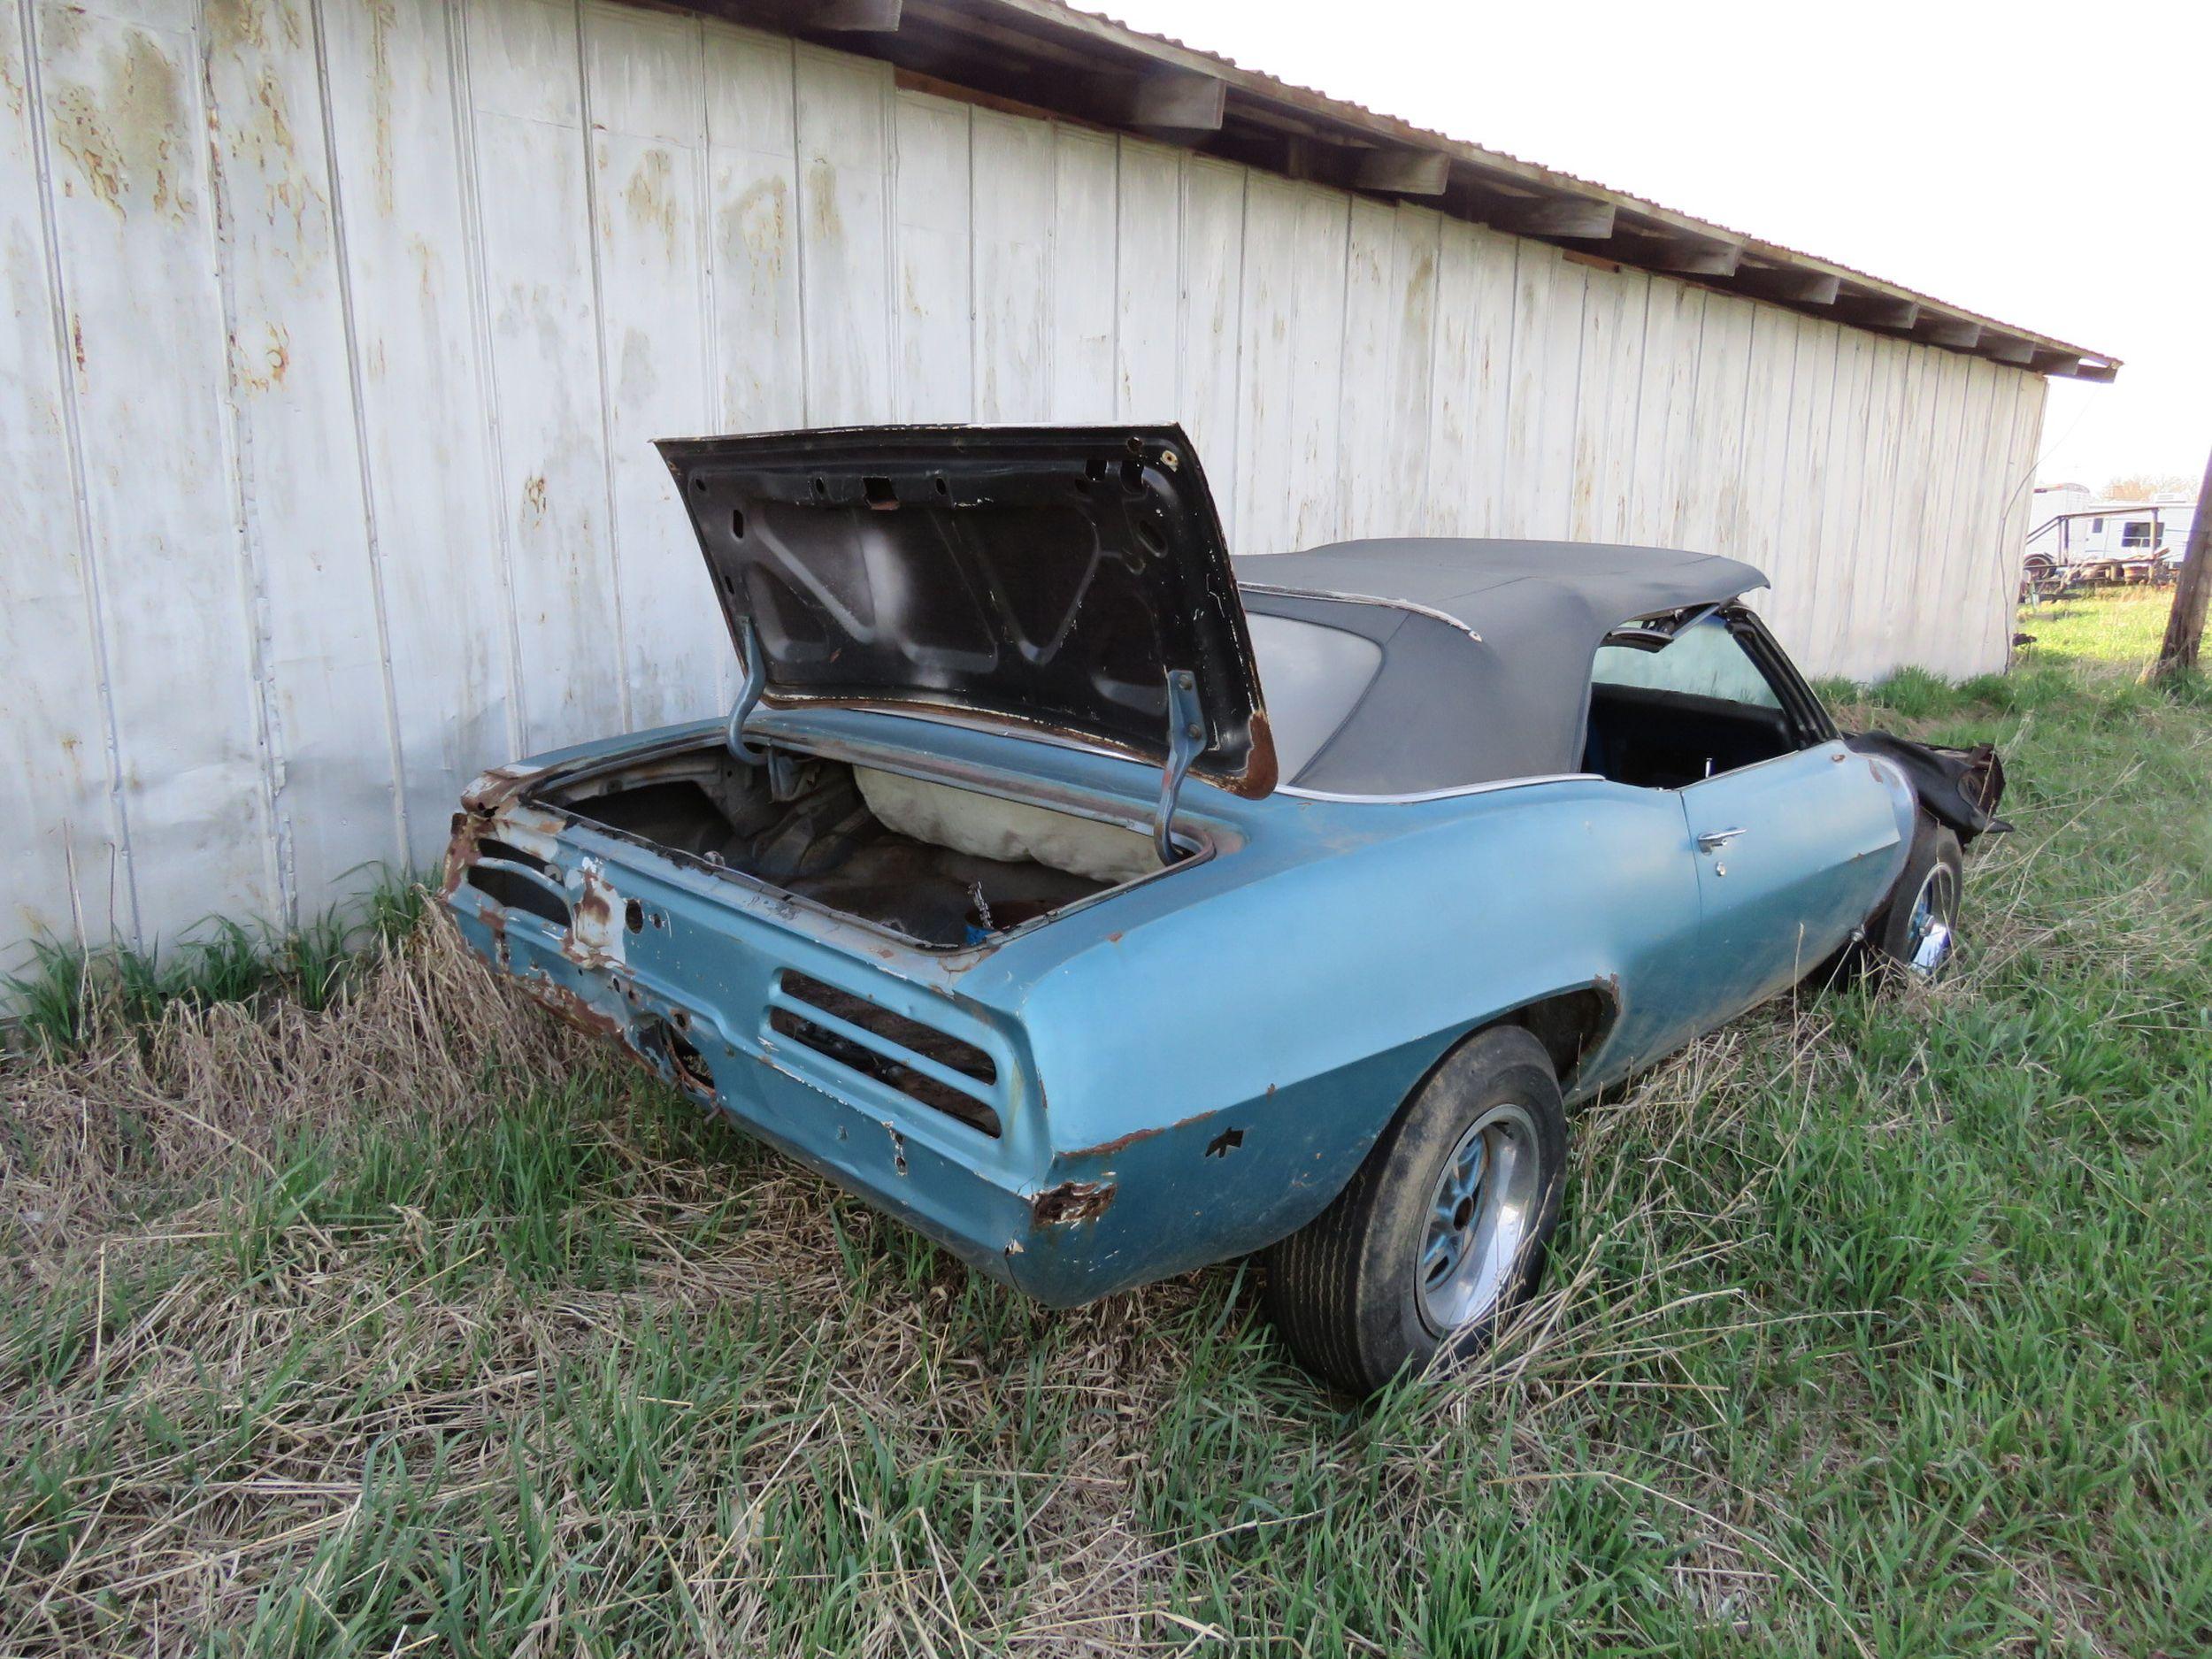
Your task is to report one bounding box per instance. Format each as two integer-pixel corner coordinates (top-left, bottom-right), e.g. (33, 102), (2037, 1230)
(523, 742), (1168, 949)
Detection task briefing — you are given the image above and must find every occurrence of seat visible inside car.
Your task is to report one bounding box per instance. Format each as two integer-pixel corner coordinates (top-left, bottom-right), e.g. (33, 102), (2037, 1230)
(1580, 614), (1797, 789)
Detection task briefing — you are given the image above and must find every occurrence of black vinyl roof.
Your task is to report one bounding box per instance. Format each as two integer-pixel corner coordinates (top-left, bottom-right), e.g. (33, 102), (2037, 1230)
(1234, 538), (1768, 795)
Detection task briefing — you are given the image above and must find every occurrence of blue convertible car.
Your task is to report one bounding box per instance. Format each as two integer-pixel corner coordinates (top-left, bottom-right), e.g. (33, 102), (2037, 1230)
(442, 425), (2001, 1394)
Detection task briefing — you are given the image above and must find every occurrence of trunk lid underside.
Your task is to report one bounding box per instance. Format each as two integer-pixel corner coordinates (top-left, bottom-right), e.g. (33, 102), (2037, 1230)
(655, 424), (1278, 801)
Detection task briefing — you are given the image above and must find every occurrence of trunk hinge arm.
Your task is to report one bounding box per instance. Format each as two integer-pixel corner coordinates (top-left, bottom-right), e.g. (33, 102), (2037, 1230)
(1156, 669), (1204, 866)
(725, 616), (771, 764)
(726, 618), (803, 799)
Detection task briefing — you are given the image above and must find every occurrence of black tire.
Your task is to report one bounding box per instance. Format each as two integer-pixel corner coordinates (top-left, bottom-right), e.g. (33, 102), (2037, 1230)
(1802, 810), (1965, 992)
(1869, 813), (1964, 979)
(1262, 1025), (1568, 1397)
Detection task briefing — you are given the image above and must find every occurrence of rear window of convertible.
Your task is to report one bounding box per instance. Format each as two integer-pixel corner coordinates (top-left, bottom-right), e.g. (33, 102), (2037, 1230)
(1243, 613), (1386, 783)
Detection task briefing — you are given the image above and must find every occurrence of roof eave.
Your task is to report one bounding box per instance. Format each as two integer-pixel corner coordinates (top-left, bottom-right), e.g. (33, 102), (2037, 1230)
(704, 0), (2119, 381)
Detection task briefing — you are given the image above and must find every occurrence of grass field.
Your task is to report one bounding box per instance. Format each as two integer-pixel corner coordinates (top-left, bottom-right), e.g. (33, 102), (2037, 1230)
(3, 590), (2207, 1656)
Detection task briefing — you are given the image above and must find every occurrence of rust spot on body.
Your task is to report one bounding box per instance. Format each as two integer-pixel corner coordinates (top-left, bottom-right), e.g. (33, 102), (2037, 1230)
(1030, 1179), (1114, 1227)
(524, 977), (626, 1044)
(443, 771), (564, 895)
(1067, 1108), (1216, 1163)
(460, 764), (545, 816)
(572, 882), (611, 933)
(562, 864), (626, 968)
(442, 809), (484, 896)
(1071, 1125), (1158, 1160)
(1236, 707), (1279, 796)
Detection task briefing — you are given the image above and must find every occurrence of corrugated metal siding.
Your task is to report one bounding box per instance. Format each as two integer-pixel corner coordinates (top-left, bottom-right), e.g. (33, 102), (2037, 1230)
(0, 0), (2047, 963)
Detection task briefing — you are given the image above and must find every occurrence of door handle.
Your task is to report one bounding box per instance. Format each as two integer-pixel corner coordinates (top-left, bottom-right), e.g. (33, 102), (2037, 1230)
(1695, 827), (1746, 853)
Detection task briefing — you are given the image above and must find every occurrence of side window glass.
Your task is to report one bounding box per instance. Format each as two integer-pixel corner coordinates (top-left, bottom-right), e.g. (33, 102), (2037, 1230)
(1592, 617), (1781, 710)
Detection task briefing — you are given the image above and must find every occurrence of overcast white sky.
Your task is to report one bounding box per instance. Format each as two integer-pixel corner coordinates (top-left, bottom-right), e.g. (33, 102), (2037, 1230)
(1097, 0), (2206, 494)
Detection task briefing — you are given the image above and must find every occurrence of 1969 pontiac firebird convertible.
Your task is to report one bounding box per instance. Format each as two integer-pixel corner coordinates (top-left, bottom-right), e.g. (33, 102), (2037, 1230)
(442, 424), (2008, 1395)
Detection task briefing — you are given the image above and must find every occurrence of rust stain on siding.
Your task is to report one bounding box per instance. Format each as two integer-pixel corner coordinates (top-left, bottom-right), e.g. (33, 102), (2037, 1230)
(1, 41), (24, 121)
(617, 326), (657, 404)
(622, 149), (680, 261)
(231, 321), (292, 392)
(805, 159), (842, 246)
(205, 0), (333, 278)
(204, 0), (303, 56)
(720, 176), (787, 272)
(366, 0), (396, 216)
(50, 34), (189, 221)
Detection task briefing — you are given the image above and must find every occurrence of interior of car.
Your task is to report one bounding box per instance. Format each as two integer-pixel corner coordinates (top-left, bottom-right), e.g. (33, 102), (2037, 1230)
(1579, 611), (1803, 790)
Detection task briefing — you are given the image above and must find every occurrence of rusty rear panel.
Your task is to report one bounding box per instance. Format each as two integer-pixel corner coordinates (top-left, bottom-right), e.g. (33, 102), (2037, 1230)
(442, 779), (1070, 1286)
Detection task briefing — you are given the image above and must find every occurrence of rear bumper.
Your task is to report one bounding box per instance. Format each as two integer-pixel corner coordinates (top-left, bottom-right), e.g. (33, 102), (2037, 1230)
(442, 883), (1136, 1304)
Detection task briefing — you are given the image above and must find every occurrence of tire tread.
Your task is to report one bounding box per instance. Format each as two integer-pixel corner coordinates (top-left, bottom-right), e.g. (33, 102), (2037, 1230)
(1263, 1025), (1563, 1396)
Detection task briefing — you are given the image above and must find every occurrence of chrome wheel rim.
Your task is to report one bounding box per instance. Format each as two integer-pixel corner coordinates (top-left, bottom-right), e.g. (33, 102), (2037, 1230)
(1417, 1101), (1544, 1333)
(1903, 864), (1959, 979)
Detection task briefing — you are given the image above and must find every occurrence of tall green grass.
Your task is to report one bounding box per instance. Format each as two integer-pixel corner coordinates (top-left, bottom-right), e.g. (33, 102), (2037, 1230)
(1, 592), (2207, 1655)
(2, 872), (426, 1056)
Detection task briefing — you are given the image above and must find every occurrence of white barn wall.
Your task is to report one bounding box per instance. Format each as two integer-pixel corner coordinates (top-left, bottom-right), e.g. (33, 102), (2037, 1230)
(0, 0), (2047, 964)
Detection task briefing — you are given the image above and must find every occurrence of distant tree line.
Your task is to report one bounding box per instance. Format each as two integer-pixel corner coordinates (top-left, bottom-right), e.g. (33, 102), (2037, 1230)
(2102, 472), (2197, 501)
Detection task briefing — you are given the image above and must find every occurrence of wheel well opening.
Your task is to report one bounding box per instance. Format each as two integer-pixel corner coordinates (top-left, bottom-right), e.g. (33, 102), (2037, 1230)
(1506, 986), (1617, 1087)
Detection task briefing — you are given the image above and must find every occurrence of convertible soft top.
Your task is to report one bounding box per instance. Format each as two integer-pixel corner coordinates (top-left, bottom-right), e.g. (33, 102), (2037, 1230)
(1236, 539), (1768, 796)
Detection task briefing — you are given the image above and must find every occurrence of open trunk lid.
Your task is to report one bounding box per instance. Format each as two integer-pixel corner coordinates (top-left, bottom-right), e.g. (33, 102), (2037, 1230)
(655, 425), (1277, 803)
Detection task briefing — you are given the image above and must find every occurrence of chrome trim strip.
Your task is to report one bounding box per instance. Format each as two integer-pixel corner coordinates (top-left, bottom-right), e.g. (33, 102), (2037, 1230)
(1673, 738), (1842, 793)
(1276, 772), (1599, 805)
(1237, 581), (1485, 644)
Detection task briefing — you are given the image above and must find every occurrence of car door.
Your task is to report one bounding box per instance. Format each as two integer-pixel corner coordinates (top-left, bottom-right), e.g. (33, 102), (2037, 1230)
(1589, 611), (1904, 1021)
(1679, 738), (1902, 1014)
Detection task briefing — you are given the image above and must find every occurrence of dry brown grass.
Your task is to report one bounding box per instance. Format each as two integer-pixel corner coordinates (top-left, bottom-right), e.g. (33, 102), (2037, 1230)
(0, 915), (1810, 1655)
(1, 921), (582, 1259)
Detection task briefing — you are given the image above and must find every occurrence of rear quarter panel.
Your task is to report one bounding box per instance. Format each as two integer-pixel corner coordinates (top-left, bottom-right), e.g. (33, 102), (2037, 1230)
(1002, 776), (1704, 1302)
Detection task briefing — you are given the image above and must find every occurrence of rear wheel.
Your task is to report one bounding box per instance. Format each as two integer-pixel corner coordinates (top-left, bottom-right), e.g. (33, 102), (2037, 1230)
(1871, 814), (1963, 979)
(1263, 1025), (1567, 1397)
(1805, 810), (1965, 991)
